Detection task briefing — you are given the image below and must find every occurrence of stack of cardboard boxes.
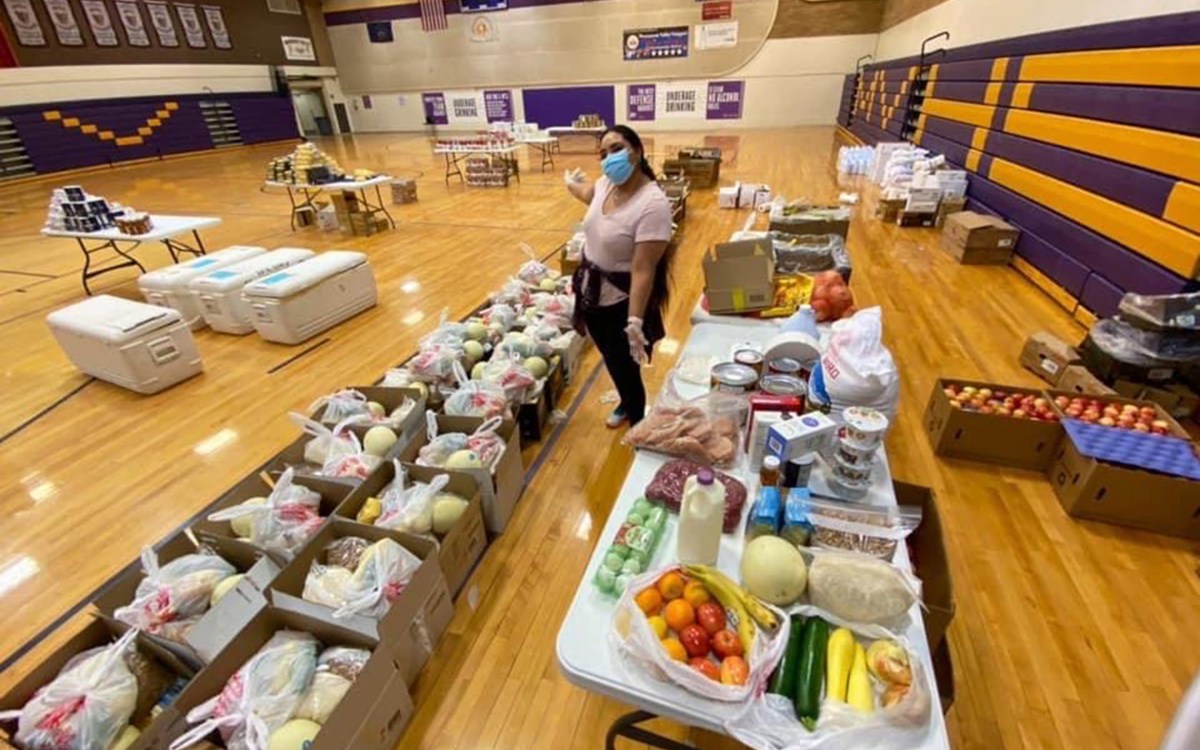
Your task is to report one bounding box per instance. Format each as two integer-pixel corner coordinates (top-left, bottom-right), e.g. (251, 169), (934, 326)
(940, 211), (1021, 265)
(331, 192), (388, 237)
(663, 148), (721, 189)
(391, 178), (418, 204)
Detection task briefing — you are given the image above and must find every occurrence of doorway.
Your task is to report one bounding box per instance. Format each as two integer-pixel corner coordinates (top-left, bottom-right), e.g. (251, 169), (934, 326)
(291, 88), (332, 137)
(334, 103), (352, 135)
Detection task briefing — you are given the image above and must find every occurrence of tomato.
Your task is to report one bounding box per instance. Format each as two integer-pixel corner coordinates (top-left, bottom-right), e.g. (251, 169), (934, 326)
(678, 624), (710, 659)
(720, 655), (749, 686)
(689, 657), (721, 681)
(710, 629), (743, 660)
(695, 602), (726, 636)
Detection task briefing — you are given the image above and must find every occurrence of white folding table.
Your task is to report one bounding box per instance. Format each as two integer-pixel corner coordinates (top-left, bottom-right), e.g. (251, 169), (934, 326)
(546, 125), (606, 152)
(556, 321), (951, 750)
(432, 144), (521, 185)
(43, 214), (220, 296)
(264, 175), (396, 232)
(515, 134), (560, 172)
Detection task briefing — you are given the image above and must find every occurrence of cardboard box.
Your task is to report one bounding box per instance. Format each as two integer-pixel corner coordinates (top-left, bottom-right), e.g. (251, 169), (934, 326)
(1079, 333), (1176, 385)
(895, 482), (955, 652)
(923, 379), (1063, 470)
(875, 197), (906, 223)
(897, 210), (937, 228)
(308, 385), (427, 448)
(517, 360), (565, 441)
(1056, 364), (1115, 396)
(0, 619), (195, 750)
(396, 414), (524, 534)
(936, 197), (968, 227)
(1046, 437), (1200, 539)
(765, 412), (837, 463)
(391, 178), (418, 204)
(932, 637), (955, 715)
(718, 185), (739, 209)
(338, 462), (488, 598)
(263, 408), (421, 488)
(904, 186), (942, 213)
(702, 238), (775, 314)
(662, 157), (718, 188)
(268, 518), (453, 686)
(157, 608), (414, 750)
(1020, 331), (1081, 385)
(941, 211), (1019, 264)
(769, 208), (850, 238)
(92, 529), (279, 667)
(192, 472), (351, 565)
(1045, 389), (1189, 439)
(559, 242), (580, 277)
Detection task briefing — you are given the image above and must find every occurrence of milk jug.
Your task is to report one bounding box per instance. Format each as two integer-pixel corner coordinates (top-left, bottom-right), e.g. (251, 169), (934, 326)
(677, 470), (726, 565)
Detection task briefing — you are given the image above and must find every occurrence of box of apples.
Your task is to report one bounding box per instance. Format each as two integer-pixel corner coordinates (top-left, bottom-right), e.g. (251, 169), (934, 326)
(1045, 391), (1188, 438)
(925, 379), (1065, 470)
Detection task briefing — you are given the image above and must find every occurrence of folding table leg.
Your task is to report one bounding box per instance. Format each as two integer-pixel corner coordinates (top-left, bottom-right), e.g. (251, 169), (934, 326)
(605, 711), (697, 750)
(77, 238), (145, 296)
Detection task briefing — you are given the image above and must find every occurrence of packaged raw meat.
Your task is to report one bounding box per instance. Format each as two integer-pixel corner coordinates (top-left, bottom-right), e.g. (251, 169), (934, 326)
(624, 378), (747, 468)
(644, 459), (748, 532)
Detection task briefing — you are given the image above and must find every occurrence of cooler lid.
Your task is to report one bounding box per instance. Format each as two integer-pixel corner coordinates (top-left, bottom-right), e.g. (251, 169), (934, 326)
(47, 294), (182, 342)
(190, 247), (316, 293)
(138, 246), (267, 290)
(242, 251), (367, 298)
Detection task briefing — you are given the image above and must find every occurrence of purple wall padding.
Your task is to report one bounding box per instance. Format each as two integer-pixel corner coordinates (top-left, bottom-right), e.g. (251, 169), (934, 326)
(965, 192), (1091, 296)
(232, 96), (299, 144)
(1079, 272), (1125, 316)
(915, 131), (970, 166)
(930, 81), (992, 102)
(1027, 84), (1200, 137)
(928, 59), (995, 82)
(521, 86), (615, 129)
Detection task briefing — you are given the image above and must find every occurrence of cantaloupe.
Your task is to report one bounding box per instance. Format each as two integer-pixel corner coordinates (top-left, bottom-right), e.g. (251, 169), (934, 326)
(432, 494), (469, 534)
(231, 498), (266, 538)
(463, 340), (485, 363)
(524, 356), (549, 379)
(267, 719), (321, 750)
(363, 426), (398, 457)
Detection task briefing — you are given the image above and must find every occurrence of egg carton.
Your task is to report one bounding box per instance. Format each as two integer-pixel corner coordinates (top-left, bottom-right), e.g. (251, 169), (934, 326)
(1063, 419), (1200, 480)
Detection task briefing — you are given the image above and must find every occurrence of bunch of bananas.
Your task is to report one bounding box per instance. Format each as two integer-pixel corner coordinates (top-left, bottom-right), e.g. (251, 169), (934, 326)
(683, 564), (779, 653)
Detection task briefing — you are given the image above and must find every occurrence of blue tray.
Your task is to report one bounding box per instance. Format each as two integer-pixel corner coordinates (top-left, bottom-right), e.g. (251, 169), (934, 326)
(1063, 419), (1200, 481)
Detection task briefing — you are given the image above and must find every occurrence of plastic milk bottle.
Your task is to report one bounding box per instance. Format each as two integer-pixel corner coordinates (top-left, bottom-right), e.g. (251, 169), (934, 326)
(677, 469), (726, 565)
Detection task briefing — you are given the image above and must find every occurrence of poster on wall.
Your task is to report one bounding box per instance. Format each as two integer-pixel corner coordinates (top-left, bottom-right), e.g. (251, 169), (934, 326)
(144, 1), (178, 46)
(422, 93), (448, 125)
(623, 26), (688, 61)
(445, 90), (486, 124)
(80, 0), (118, 45)
(281, 35), (315, 61)
(627, 84), (656, 121)
(42, 0), (83, 45)
(706, 80), (744, 120)
(659, 81), (706, 120)
(173, 3), (205, 48)
(115, 0), (149, 46)
(696, 20), (737, 50)
(702, 1), (732, 21)
(200, 5), (229, 49)
(3, 0), (46, 45)
(483, 90), (513, 123)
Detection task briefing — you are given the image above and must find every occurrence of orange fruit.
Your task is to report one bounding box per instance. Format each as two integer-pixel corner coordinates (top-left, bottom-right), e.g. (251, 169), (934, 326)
(634, 588), (663, 616)
(657, 571), (685, 601)
(682, 581), (711, 608)
(663, 599), (695, 632)
(661, 638), (687, 662)
(647, 615), (669, 639)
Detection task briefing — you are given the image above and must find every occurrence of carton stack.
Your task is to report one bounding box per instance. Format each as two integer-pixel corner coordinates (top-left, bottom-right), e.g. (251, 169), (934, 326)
(331, 192), (387, 236)
(391, 178), (418, 204)
(465, 156), (509, 187)
(268, 143), (344, 185)
(573, 113), (605, 128)
(663, 148), (721, 189)
(940, 211), (1020, 264)
(43, 185), (133, 233)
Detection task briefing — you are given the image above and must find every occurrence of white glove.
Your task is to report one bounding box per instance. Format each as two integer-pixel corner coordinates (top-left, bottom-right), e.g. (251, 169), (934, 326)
(564, 168), (586, 186)
(625, 317), (649, 366)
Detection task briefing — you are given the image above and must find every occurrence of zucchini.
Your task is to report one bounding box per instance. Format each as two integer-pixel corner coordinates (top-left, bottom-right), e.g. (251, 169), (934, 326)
(794, 617), (829, 731)
(767, 614), (806, 697)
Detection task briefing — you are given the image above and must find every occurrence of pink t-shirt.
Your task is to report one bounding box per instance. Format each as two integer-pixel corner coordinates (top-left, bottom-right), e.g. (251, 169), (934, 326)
(582, 176), (673, 305)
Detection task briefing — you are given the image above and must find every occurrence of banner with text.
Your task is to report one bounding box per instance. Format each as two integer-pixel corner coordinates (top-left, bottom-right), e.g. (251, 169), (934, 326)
(627, 84), (655, 121)
(706, 80), (744, 120)
(444, 90), (486, 125)
(115, 0), (149, 46)
(659, 81), (706, 120)
(422, 92), (448, 125)
(696, 20), (737, 50)
(483, 90), (513, 123)
(80, 0), (117, 46)
(623, 26), (687, 61)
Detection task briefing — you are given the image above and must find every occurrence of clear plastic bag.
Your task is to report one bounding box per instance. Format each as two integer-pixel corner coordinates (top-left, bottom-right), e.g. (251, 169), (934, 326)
(375, 461), (450, 535)
(802, 497), (921, 561)
(529, 292), (574, 319)
(770, 234), (846, 276)
(610, 565), (788, 703)
(169, 631), (319, 750)
(480, 353), (537, 404)
(624, 376), (747, 468)
(725, 606), (932, 750)
(1118, 291), (1200, 332)
(324, 537), (370, 570)
(290, 412), (360, 467)
(417, 413), (505, 470)
(408, 342), (464, 384)
(488, 287), (528, 316)
(307, 388), (369, 425)
(208, 468), (324, 561)
(516, 243), (552, 285)
(443, 362), (511, 420)
(380, 367), (417, 388)
(302, 538), (422, 620)
(1091, 316), (1197, 363)
(0, 629), (139, 750)
(114, 547), (237, 641)
(803, 549), (921, 627)
(420, 308), (469, 348)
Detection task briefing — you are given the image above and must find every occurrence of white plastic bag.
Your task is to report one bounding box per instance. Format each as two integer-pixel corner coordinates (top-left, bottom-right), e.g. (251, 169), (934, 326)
(0, 630), (139, 750)
(208, 468), (324, 560)
(408, 342), (464, 384)
(290, 412), (359, 467)
(169, 631), (319, 750)
(416, 411), (469, 467)
(307, 388), (369, 425)
(113, 547), (236, 641)
(302, 537), (422, 619)
(516, 243), (552, 285)
(724, 606), (932, 750)
(375, 461), (450, 535)
(443, 362), (510, 420)
(420, 308), (469, 349)
(803, 549), (921, 627)
(610, 566), (788, 703)
(806, 307), (899, 420)
(480, 352), (537, 404)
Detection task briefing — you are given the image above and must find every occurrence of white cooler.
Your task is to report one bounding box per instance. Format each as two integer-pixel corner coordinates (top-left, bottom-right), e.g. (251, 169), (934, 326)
(243, 251), (377, 345)
(190, 247), (315, 334)
(47, 295), (203, 394)
(138, 246), (266, 329)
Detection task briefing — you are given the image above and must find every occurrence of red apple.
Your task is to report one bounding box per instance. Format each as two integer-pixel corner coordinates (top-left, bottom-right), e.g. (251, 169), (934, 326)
(1117, 414), (1137, 426)
(1151, 420), (1170, 431)
(979, 405), (994, 415)
(1043, 413), (1060, 422)
(1152, 426), (1169, 435)
(996, 407), (1012, 416)
(1098, 417), (1116, 427)
(979, 388), (993, 399)
(1121, 404), (1138, 413)
(943, 387), (957, 398)
(1133, 423), (1151, 433)
(1013, 409), (1028, 419)
(948, 399), (962, 409)
(1139, 406), (1157, 419)
(1103, 405), (1121, 418)
(1065, 406), (1083, 417)
(1054, 396), (1070, 409)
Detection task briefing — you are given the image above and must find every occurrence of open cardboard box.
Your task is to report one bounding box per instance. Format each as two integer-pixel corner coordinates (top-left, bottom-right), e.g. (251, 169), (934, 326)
(307, 385), (427, 447)
(703, 238), (775, 314)
(895, 481), (955, 652)
(1056, 364), (1115, 396)
(190, 471), (351, 566)
(1019, 331), (1081, 386)
(92, 529), (278, 668)
(263, 413), (421, 488)
(336, 461), (488, 598)
(932, 637), (955, 715)
(0, 618), (195, 750)
(156, 608), (414, 750)
(268, 518), (453, 686)
(923, 378), (1064, 470)
(397, 414), (524, 535)
(1044, 389), (1189, 439)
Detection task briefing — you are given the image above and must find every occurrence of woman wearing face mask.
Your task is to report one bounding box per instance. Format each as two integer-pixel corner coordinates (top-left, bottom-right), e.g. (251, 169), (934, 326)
(565, 124), (673, 428)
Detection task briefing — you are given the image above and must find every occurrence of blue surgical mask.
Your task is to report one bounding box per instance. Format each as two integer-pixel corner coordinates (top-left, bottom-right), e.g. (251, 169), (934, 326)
(602, 149), (636, 185)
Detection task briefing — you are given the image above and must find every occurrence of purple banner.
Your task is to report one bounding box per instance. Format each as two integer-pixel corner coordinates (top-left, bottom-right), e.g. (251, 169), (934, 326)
(706, 80), (744, 120)
(483, 89), (513, 122)
(627, 84), (656, 121)
(422, 92), (448, 125)
(623, 26), (688, 61)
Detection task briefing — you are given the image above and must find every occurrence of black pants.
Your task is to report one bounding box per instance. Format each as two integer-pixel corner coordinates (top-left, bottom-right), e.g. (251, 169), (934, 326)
(584, 299), (647, 424)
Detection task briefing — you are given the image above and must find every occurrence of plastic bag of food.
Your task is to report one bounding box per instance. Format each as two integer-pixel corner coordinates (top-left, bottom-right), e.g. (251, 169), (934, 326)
(324, 537), (370, 570)
(307, 388), (370, 425)
(287, 412), (360, 467)
(516, 243), (552, 285)
(644, 459), (748, 532)
(807, 308), (899, 421)
(802, 497), (921, 560)
(530, 292), (574, 319)
(318, 426), (381, 482)
(443, 362), (510, 420)
(380, 367), (417, 388)
(771, 233), (842, 275)
(375, 461), (450, 535)
(168, 631), (318, 750)
(725, 606), (931, 750)
(1090, 316), (1198, 363)
(804, 549), (921, 626)
(488, 285), (529, 315)
(480, 353), (537, 404)
(624, 377), (747, 468)
(0, 630), (139, 750)
(208, 468), (324, 560)
(420, 308), (469, 349)
(810, 270), (855, 322)
(302, 538), (421, 619)
(114, 547), (237, 641)
(610, 565), (788, 703)
(293, 646), (369, 725)
(416, 411), (469, 466)
(408, 342), (464, 384)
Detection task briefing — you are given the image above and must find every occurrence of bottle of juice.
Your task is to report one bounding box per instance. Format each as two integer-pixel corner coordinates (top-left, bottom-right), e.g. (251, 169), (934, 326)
(677, 470), (727, 565)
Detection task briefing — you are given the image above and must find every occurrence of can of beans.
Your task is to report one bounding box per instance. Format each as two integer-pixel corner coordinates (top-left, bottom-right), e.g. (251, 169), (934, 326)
(759, 374), (806, 397)
(733, 348), (764, 376)
(767, 357), (803, 376)
(711, 363), (759, 393)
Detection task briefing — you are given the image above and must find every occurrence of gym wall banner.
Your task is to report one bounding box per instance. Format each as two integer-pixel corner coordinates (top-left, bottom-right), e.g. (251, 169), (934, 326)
(80, 0), (118, 46)
(144, 0), (178, 47)
(627, 84), (655, 121)
(422, 92), (449, 125)
(174, 3), (206, 49)
(623, 26), (688, 61)
(114, 0), (149, 47)
(201, 4), (229, 49)
(706, 80), (744, 120)
(483, 90), (513, 123)
(42, 0), (83, 46)
(4, 0), (45, 46)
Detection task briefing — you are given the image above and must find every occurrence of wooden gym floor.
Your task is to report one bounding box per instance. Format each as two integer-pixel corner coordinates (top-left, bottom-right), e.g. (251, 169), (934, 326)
(0, 128), (1196, 750)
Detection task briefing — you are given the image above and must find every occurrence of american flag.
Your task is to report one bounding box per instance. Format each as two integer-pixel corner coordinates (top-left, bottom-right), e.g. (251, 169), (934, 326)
(420, 0), (448, 31)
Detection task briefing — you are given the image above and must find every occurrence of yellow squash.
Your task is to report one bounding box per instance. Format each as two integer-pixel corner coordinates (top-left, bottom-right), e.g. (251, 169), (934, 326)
(848, 643), (874, 714)
(825, 627), (855, 702)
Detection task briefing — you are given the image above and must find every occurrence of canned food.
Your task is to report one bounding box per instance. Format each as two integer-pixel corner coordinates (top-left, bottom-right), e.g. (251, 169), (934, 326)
(767, 357), (803, 376)
(760, 374), (806, 397)
(733, 348), (764, 376)
(711, 362), (759, 393)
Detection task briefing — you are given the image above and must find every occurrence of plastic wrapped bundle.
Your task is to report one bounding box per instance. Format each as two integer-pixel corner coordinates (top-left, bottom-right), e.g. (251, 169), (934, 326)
(420, 308), (469, 348)
(1090, 316), (1196, 365)
(771, 233), (851, 278)
(623, 378), (745, 468)
(443, 363), (510, 420)
(407, 343), (464, 384)
(1118, 291), (1200, 332)
(307, 389), (370, 425)
(490, 282), (531, 311)
(480, 354), (537, 404)
(207, 468), (324, 561)
(114, 548), (237, 642)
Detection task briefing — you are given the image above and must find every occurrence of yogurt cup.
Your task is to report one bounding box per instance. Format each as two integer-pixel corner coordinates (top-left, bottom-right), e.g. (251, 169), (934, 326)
(842, 406), (890, 448)
(830, 474), (870, 500)
(831, 451), (873, 484)
(835, 438), (878, 467)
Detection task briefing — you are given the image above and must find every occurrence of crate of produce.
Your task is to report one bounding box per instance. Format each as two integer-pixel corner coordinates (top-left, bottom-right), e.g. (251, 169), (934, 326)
(923, 379), (1064, 470)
